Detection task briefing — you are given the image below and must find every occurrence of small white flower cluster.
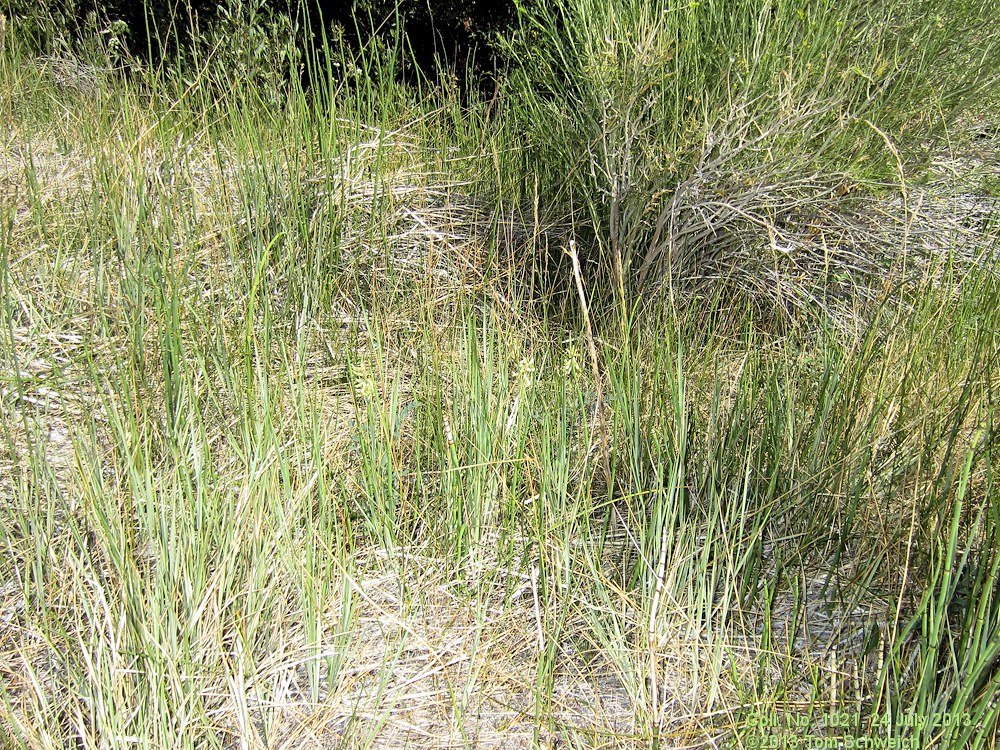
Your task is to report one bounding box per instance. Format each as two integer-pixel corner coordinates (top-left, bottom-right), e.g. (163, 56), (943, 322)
(516, 357), (536, 390)
(356, 375), (379, 403)
(562, 345), (582, 379)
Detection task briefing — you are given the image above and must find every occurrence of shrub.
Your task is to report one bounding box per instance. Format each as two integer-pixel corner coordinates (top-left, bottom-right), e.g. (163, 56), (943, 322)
(0, 0), (219, 59)
(0, 0), (523, 91)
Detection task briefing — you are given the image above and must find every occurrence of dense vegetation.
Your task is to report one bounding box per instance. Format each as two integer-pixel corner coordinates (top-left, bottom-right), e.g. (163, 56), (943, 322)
(1, 0), (518, 94)
(1, 1), (999, 748)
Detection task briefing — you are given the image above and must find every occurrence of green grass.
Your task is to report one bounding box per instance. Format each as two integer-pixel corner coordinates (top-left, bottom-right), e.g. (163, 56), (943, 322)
(1, 3), (999, 748)
(501, 0), (1000, 308)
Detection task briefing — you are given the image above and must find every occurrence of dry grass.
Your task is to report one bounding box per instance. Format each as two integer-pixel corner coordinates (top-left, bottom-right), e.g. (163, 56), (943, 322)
(1, 29), (999, 750)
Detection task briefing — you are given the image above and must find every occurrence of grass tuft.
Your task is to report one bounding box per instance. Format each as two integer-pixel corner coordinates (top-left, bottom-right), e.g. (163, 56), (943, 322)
(1, 4), (999, 748)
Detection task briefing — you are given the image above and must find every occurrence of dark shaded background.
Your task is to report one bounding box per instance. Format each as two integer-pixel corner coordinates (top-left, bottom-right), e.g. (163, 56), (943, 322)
(3, 0), (521, 92)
